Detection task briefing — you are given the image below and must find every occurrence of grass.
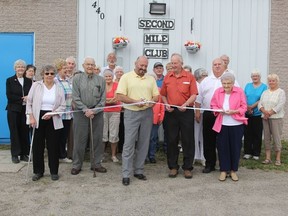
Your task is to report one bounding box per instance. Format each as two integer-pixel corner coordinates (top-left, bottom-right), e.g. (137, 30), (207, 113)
(239, 140), (288, 172)
(155, 141), (288, 172)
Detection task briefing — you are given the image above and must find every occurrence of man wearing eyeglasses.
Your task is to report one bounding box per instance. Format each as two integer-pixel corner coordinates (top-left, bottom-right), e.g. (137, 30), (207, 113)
(71, 57), (106, 175)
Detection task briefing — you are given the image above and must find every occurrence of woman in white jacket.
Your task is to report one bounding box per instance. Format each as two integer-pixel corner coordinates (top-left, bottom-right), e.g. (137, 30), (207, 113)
(26, 65), (66, 181)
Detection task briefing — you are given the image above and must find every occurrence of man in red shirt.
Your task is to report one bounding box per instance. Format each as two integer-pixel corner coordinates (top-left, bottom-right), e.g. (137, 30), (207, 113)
(160, 53), (198, 179)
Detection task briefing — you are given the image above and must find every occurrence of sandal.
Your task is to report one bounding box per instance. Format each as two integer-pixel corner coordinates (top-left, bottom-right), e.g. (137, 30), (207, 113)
(262, 159), (272, 164)
(275, 160), (281, 166)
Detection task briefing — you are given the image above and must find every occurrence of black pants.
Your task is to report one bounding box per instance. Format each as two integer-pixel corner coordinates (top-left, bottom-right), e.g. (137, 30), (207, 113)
(33, 110), (60, 175)
(58, 119), (72, 159)
(164, 109), (195, 171)
(244, 115), (263, 156)
(7, 107), (30, 157)
(118, 111), (125, 153)
(203, 111), (217, 168)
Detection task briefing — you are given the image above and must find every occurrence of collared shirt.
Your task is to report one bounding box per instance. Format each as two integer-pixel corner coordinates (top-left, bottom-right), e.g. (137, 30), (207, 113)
(156, 75), (164, 88)
(55, 75), (73, 120)
(160, 69), (198, 106)
(196, 72), (239, 109)
(72, 72), (106, 113)
(116, 71), (159, 111)
(210, 86), (248, 132)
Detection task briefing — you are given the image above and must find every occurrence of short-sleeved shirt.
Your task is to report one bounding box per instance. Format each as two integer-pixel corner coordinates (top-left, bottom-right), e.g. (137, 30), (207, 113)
(160, 69), (198, 106)
(104, 82), (121, 112)
(116, 71), (159, 111)
(244, 82), (267, 116)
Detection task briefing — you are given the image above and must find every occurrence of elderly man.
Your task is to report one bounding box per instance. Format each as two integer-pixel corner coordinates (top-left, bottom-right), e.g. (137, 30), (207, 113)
(116, 56), (159, 186)
(71, 57), (106, 175)
(65, 56), (77, 160)
(220, 54), (235, 74)
(160, 53), (198, 179)
(100, 52), (117, 76)
(195, 58), (227, 173)
(153, 62), (165, 88)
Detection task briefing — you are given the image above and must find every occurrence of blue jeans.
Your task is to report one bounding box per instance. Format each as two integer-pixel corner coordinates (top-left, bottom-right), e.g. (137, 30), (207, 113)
(148, 124), (159, 159)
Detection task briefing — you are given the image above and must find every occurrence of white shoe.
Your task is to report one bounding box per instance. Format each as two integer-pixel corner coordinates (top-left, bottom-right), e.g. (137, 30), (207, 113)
(111, 156), (119, 163)
(201, 160), (206, 167)
(59, 158), (72, 163)
(243, 154), (252, 159)
(252, 156), (259, 160)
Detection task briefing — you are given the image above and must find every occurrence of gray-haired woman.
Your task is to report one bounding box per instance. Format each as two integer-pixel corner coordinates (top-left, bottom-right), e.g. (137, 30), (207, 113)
(26, 65), (66, 181)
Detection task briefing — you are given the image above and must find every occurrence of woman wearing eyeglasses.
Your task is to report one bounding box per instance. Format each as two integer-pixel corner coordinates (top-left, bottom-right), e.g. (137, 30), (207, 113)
(211, 72), (247, 182)
(26, 65), (66, 181)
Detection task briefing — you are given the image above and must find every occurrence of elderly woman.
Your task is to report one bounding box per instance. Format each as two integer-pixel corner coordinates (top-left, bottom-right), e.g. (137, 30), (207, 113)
(114, 66), (124, 83)
(103, 69), (121, 162)
(6, 59), (33, 163)
(54, 59), (73, 163)
(194, 68), (208, 166)
(24, 64), (37, 81)
(94, 65), (101, 75)
(243, 70), (267, 160)
(258, 74), (286, 166)
(211, 72), (247, 181)
(26, 65), (66, 181)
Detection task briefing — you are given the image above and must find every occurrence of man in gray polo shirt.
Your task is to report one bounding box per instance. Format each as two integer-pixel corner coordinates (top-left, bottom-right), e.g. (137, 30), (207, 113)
(71, 57), (106, 175)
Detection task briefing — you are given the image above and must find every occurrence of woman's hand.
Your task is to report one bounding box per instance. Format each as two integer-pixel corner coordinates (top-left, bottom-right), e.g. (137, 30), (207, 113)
(29, 115), (37, 128)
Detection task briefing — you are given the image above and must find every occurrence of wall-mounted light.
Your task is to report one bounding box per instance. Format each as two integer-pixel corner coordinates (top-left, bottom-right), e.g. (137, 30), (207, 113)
(149, 2), (166, 15)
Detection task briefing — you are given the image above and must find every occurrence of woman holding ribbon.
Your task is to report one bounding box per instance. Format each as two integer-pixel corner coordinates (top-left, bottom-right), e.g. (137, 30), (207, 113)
(211, 72), (247, 182)
(26, 65), (66, 181)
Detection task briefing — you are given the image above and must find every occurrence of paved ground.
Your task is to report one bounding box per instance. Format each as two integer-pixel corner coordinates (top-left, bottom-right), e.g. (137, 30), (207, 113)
(1, 149), (288, 216)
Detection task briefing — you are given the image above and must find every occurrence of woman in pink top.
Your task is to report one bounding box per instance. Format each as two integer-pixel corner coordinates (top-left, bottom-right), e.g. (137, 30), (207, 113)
(210, 72), (247, 182)
(103, 69), (121, 162)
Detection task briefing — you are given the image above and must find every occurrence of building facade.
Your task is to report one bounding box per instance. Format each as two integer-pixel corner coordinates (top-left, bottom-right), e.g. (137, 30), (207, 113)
(0, 0), (287, 141)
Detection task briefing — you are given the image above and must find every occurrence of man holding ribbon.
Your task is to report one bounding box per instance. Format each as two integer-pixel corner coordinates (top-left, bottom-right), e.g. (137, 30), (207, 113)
(116, 56), (159, 186)
(160, 53), (198, 179)
(71, 57), (106, 175)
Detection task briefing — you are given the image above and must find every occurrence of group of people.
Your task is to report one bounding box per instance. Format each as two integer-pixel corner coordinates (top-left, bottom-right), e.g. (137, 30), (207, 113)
(6, 52), (285, 184)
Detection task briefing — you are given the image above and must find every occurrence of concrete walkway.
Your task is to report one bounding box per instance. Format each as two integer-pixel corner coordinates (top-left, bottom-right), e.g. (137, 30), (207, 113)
(1, 149), (288, 216)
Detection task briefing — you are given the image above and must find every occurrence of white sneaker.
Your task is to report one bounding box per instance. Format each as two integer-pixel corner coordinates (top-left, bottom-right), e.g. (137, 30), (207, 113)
(252, 156), (259, 160)
(59, 158), (72, 163)
(201, 160), (206, 167)
(243, 154), (252, 159)
(111, 156), (119, 163)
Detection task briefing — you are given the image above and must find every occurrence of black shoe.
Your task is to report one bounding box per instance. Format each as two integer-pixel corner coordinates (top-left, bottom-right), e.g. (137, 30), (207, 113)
(122, 177), (130, 186)
(12, 156), (20, 164)
(20, 155), (29, 162)
(149, 158), (156, 163)
(202, 167), (216, 173)
(91, 166), (107, 173)
(51, 174), (59, 181)
(32, 173), (43, 181)
(134, 174), (147, 181)
(71, 168), (81, 175)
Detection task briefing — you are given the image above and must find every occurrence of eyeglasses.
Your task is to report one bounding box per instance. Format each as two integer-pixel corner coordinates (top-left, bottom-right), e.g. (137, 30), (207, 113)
(44, 72), (55, 76)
